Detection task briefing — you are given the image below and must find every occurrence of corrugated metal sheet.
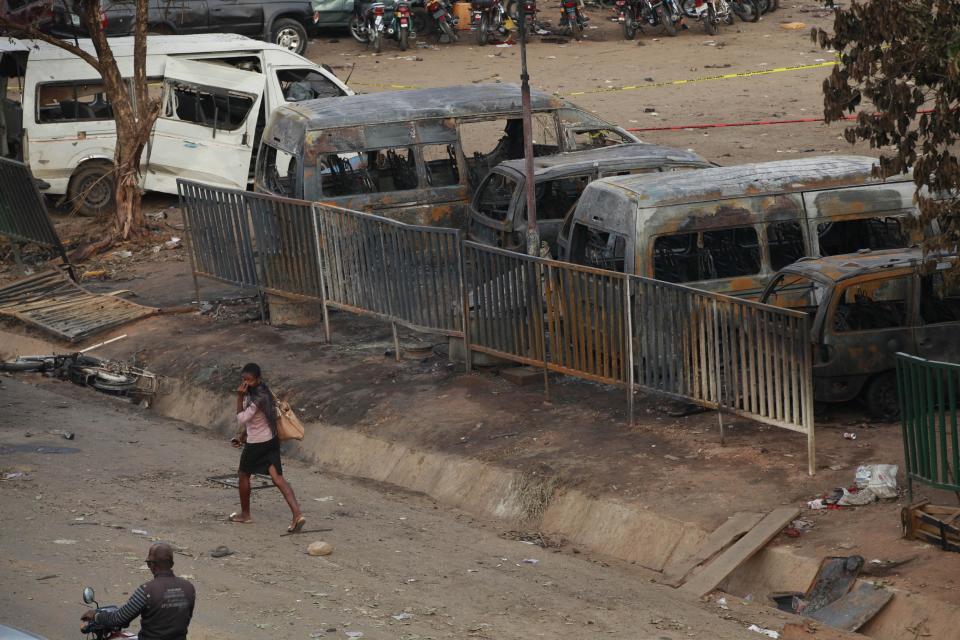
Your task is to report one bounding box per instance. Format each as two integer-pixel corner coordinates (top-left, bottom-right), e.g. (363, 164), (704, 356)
(0, 270), (158, 342)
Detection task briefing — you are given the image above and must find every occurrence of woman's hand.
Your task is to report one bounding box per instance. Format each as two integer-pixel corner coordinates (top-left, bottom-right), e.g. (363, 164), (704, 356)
(237, 381), (249, 395)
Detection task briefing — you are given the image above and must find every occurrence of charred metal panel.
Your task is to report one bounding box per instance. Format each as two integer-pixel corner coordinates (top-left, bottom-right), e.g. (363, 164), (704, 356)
(0, 269), (158, 342)
(0, 158), (69, 266)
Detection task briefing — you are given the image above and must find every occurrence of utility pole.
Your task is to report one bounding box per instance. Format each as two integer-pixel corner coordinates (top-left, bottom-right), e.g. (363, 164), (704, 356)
(518, 1), (540, 257)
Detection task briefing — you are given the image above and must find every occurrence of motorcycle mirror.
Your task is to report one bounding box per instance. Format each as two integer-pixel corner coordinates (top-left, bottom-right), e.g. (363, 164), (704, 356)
(82, 587), (96, 605)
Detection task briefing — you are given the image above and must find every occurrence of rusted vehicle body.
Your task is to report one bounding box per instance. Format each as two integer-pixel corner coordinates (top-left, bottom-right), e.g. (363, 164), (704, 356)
(760, 248), (960, 419)
(467, 143), (710, 255)
(254, 83), (641, 227)
(562, 156), (924, 298)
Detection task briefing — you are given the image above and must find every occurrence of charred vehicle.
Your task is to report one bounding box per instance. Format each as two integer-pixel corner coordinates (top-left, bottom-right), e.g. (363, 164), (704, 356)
(561, 156), (925, 298)
(468, 143), (710, 255)
(760, 249), (960, 420)
(255, 83), (641, 227)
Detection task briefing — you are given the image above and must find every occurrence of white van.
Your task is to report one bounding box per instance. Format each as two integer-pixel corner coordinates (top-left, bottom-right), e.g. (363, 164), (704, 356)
(0, 33), (352, 215)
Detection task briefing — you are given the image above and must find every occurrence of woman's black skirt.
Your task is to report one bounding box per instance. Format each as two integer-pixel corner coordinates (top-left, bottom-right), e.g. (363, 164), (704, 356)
(239, 438), (283, 476)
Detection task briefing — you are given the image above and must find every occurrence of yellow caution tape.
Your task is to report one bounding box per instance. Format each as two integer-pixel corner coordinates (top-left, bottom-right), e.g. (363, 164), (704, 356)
(565, 60), (837, 97)
(351, 82), (424, 90)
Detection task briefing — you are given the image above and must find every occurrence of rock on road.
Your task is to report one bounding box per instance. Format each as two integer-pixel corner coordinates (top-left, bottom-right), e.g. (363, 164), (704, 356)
(0, 377), (770, 639)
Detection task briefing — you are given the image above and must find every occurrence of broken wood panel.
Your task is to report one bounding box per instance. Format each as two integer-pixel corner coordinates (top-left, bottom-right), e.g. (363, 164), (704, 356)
(0, 270), (158, 342)
(807, 582), (893, 632)
(661, 512), (764, 587)
(680, 507), (800, 597)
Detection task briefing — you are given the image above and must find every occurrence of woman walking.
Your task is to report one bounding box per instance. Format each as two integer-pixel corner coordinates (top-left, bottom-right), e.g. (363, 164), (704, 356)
(229, 362), (305, 532)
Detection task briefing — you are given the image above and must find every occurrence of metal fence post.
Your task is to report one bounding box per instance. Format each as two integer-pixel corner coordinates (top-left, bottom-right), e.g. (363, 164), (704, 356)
(625, 276), (634, 427)
(802, 314), (816, 476)
(179, 191), (203, 309)
(538, 261), (550, 399)
(311, 205), (332, 344)
(458, 236), (473, 373)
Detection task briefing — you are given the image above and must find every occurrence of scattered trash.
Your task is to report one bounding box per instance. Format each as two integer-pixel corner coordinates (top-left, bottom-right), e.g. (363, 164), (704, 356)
(313, 496), (335, 502)
(210, 545), (234, 558)
(843, 432), (857, 440)
(131, 529), (149, 536)
(521, 558), (539, 565)
(747, 624), (779, 638)
(807, 498), (826, 510)
(391, 612), (413, 621)
(855, 464), (898, 499)
(344, 632), (364, 639)
(112, 250), (133, 259)
(53, 539), (77, 545)
(837, 488), (875, 507)
(164, 236), (182, 250)
(307, 541), (334, 556)
(717, 597), (730, 610)
(49, 429), (75, 440)
(2, 471), (25, 480)
(779, 21), (807, 29)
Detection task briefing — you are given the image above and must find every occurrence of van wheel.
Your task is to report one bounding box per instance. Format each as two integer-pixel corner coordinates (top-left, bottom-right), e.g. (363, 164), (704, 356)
(271, 18), (308, 54)
(863, 371), (900, 422)
(68, 161), (115, 218)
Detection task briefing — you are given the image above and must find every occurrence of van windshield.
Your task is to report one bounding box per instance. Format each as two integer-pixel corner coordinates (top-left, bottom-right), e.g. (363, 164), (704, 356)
(763, 273), (827, 315)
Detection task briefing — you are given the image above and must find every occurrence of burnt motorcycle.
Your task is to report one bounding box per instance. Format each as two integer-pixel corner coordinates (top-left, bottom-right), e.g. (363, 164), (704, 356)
(471, 0), (507, 45)
(616, 0), (681, 38)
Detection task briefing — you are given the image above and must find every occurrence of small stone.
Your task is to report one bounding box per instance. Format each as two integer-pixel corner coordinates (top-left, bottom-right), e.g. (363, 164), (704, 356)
(307, 541), (334, 556)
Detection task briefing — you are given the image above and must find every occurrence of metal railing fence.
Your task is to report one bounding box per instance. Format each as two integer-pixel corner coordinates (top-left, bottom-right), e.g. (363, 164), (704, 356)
(0, 158), (70, 269)
(897, 353), (960, 500)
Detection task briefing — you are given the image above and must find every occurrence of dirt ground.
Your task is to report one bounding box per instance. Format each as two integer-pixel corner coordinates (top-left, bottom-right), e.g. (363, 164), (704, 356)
(2, 6), (957, 636)
(0, 376), (790, 639)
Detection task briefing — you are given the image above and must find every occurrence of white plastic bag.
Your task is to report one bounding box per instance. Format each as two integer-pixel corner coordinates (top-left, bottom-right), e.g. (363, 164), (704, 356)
(855, 464), (899, 499)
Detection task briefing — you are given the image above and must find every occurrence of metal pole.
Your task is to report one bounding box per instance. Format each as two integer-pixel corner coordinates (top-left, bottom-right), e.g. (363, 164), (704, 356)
(311, 204), (332, 344)
(625, 277), (635, 427)
(538, 262), (550, 399)
(519, 1), (540, 258)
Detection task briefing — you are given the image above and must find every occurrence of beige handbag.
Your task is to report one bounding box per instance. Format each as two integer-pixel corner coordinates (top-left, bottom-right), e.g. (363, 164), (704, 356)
(275, 400), (305, 441)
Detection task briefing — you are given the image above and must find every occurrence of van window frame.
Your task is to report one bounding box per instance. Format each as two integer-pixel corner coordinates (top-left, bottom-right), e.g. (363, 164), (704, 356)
(34, 78), (117, 124)
(313, 142), (462, 199)
(824, 271), (919, 336)
(649, 224), (764, 285)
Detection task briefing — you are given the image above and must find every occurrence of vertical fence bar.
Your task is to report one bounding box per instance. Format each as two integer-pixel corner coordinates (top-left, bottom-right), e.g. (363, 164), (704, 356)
(625, 277), (634, 427)
(311, 205), (332, 343)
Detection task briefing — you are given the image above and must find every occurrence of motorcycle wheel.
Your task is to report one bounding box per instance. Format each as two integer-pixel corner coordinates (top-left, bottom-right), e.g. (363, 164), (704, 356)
(476, 13), (490, 44)
(767, 0), (778, 10)
(738, 0), (759, 21)
(348, 15), (367, 43)
(570, 14), (583, 39)
(370, 30), (382, 53)
(723, 3), (734, 23)
(399, 27), (409, 50)
(440, 19), (458, 42)
(622, 13), (636, 39)
(704, 3), (717, 33)
(658, 6), (676, 36)
(754, 0), (769, 12)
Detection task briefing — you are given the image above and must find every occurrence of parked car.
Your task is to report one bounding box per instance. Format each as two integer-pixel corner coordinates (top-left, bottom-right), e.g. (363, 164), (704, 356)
(760, 248), (960, 419)
(560, 156), (924, 298)
(47, 0), (318, 55)
(1, 34), (352, 215)
(255, 83), (641, 228)
(467, 143), (711, 255)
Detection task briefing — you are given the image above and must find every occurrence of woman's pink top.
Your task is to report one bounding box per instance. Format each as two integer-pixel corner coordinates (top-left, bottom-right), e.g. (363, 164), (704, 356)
(237, 397), (273, 443)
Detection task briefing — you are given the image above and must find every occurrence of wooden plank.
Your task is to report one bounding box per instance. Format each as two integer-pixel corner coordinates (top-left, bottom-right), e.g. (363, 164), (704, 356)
(807, 582), (893, 632)
(781, 622), (867, 640)
(661, 512), (765, 587)
(680, 507), (800, 597)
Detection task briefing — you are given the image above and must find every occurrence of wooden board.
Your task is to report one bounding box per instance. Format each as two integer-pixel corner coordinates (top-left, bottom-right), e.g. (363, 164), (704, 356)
(680, 507), (800, 597)
(807, 582), (893, 631)
(781, 622), (867, 640)
(661, 512), (764, 587)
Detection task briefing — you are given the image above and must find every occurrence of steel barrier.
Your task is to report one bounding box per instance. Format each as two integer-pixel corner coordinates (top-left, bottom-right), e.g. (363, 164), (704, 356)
(0, 157), (70, 269)
(631, 277), (815, 474)
(179, 183), (817, 472)
(177, 181), (258, 289)
(316, 204), (464, 337)
(896, 353), (960, 500)
(464, 242), (546, 368)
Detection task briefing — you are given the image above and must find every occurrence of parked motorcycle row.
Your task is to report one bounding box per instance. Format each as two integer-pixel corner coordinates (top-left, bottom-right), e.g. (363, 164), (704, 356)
(349, 0), (776, 51)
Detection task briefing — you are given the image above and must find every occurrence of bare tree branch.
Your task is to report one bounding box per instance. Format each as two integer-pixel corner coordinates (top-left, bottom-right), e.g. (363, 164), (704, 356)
(0, 16), (102, 72)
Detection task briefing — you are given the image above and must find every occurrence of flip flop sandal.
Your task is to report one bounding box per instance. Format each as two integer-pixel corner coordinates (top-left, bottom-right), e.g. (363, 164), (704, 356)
(288, 516), (306, 533)
(228, 512), (252, 524)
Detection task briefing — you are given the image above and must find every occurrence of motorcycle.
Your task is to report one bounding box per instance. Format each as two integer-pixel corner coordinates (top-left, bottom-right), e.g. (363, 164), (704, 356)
(349, 0), (414, 53)
(681, 0), (732, 34)
(505, 0), (538, 35)
(615, 0), (680, 38)
(424, 0), (459, 43)
(80, 587), (137, 640)
(558, 0), (586, 40)
(471, 0), (507, 45)
(729, 0), (759, 21)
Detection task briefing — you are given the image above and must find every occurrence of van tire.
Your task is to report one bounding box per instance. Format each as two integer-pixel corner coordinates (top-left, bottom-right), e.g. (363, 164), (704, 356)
(863, 371), (900, 421)
(68, 161), (116, 218)
(271, 18), (308, 54)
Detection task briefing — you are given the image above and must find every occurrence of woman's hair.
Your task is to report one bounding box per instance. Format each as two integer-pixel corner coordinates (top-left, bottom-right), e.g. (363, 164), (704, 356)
(241, 363), (262, 378)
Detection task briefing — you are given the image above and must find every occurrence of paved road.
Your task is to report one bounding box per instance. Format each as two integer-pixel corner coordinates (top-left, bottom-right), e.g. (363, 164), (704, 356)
(0, 376), (771, 639)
